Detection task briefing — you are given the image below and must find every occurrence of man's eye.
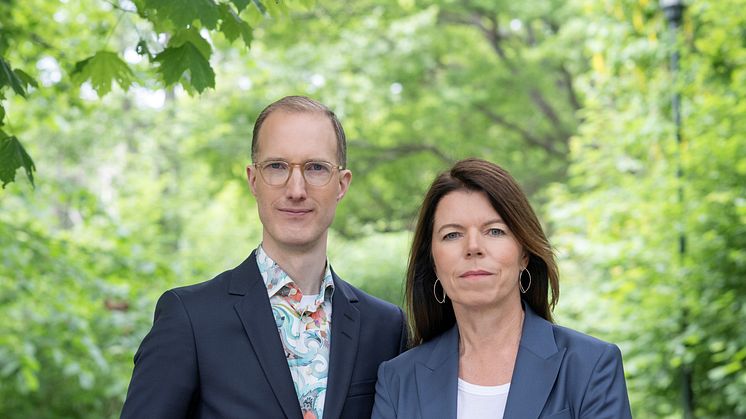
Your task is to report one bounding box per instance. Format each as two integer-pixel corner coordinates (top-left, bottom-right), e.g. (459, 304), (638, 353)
(306, 162), (330, 172)
(267, 162), (287, 170)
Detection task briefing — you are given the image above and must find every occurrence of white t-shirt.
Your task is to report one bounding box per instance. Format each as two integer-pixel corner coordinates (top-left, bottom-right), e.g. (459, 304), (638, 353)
(457, 378), (511, 419)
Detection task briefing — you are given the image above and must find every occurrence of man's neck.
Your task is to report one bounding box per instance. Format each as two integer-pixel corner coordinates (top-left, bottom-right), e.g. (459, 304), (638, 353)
(261, 240), (328, 295)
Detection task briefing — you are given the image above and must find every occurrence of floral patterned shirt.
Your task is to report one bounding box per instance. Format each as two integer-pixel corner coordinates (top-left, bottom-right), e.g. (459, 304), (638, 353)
(256, 245), (334, 419)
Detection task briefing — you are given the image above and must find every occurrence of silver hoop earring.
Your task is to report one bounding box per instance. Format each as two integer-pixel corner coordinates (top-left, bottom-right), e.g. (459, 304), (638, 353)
(433, 278), (446, 304)
(519, 268), (532, 294)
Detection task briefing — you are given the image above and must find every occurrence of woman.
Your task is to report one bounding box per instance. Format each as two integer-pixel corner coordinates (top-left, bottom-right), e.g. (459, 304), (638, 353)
(372, 158), (631, 419)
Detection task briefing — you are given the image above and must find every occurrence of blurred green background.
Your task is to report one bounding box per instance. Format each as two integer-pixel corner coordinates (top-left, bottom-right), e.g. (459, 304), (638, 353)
(1, 0), (745, 417)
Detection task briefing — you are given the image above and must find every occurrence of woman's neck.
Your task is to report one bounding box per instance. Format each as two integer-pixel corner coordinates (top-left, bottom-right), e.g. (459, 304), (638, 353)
(455, 299), (525, 386)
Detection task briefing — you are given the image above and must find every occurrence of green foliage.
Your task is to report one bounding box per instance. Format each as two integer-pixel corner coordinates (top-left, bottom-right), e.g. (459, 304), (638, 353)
(0, 57), (29, 98)
(0, 132), (35, 188)
(155, 32), (215, 93)
(548, 0), (746, 416)
(71, 51), (136, 96)
(141, 0), (221, 29)
(1, 0), (744, 417)
(219, 3), (254, 46)
(0, 0), (263, 187)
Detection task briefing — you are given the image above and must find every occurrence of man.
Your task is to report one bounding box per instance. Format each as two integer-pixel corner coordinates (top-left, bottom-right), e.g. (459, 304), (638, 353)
(121, 96), (407, 419)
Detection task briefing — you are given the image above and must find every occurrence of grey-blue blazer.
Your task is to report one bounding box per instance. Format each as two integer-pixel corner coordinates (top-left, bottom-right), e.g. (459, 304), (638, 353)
(372, 304), (632, 419)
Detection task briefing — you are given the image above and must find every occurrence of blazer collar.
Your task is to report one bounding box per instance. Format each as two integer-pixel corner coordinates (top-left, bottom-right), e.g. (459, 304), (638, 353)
(232, 251), (303, 419)
(322, 272), (361, 419)
(503, 303), (566, 419)
(415, 326), (459, 419)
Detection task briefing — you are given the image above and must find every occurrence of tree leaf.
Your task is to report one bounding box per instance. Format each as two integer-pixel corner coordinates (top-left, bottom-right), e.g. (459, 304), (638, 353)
(218, 3), (253, 47)
(230, 0), (251, 12)
(13, 69), (38, 89)
(143, 0), (220, 29)
(71, 51), (135, 96)
(0, 132), (36, 188)
(0, 57), (27, 97)
(170, 27), (212, 59)
(154, 43), (215, 93)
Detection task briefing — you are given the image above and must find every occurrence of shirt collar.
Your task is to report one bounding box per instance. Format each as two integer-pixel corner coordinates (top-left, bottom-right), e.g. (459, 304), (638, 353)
(255, 244), (335, 303)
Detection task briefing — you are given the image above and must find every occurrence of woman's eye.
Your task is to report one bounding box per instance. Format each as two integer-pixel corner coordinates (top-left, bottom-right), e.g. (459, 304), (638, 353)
(487, 228), (505, 237)
(443, 232), (461, 240)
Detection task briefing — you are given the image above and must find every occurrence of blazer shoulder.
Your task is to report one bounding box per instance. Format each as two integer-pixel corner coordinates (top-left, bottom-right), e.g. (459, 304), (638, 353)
(379, 328), (450, 371)
(550, 324), (625, 381)
(168, 268), (231, 300)
(167, 253), (259, 304)
(334, 276), (403, 316)
(551, 324), (621, 356)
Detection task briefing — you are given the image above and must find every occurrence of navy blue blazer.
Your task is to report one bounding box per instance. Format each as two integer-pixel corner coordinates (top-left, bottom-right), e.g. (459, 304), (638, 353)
(373, 304), (632, 419)
(121, 251), (407, 419)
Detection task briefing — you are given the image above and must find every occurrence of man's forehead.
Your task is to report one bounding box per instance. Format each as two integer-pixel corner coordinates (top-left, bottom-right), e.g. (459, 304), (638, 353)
(255, 111), (337, 157)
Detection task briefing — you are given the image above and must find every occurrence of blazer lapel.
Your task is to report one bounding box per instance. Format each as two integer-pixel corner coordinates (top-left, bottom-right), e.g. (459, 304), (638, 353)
(503, 304), (566, 419)
(231, 252), (303, 419)
(323, 274), (361, 419)
(415, 326), (459, 419)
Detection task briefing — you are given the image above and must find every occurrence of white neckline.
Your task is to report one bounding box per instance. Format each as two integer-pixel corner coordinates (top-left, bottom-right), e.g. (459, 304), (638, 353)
(458, 379), (511, 396)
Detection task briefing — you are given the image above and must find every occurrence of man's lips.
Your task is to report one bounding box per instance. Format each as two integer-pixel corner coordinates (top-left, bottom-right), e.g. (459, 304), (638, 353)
(459, 270), (492, 278)
(278, 208), (312, 215)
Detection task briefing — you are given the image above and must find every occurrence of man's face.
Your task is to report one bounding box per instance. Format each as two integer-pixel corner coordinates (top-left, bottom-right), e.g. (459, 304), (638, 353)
(247, 111), (351, 255)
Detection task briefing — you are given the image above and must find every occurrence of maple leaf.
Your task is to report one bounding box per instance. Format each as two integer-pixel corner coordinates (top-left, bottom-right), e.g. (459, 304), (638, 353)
(170, 27), (212, 59)
(155, 43), (215, 93)
(71, 51), (135, 96)
(0, 57), (27, 97)
(0, 131), (35, 188)
(218, 3), (253, 47)
(143, 0), (220, 29)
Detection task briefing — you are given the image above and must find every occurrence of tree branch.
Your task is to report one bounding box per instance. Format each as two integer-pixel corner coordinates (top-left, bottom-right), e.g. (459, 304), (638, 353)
(437, 10), (516, 72)
(529, 88), (563, 129)
(475, 105), (564, 157)
(559, 64), (582, 112)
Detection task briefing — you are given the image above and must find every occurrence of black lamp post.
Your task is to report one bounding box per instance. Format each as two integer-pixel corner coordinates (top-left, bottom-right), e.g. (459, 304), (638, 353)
(660, 1), (694, 418)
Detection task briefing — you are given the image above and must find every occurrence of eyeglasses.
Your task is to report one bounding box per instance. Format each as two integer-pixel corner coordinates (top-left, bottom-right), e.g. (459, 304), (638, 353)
(253, 160), (344, 187)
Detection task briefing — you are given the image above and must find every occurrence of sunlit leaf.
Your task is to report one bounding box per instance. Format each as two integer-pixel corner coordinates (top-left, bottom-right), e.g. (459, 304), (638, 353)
(71, 51), (135, 96)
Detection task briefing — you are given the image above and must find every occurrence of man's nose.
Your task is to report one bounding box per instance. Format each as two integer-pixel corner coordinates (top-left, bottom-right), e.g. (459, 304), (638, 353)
(285, 165), (308, 199)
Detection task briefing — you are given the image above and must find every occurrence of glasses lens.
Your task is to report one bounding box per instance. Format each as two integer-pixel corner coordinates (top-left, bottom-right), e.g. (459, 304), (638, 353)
(303, 161), (333, 186)
(260, 161), (290, 185)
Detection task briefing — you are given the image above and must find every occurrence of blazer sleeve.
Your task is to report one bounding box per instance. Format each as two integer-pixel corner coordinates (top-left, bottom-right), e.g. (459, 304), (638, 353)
(372, 360), (398, 419)
(121, 290), (199, 419)
(579, 343), (632, 419)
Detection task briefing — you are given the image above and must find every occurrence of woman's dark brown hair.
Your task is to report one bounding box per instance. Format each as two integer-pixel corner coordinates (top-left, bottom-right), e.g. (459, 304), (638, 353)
(406, 158), (559, 346)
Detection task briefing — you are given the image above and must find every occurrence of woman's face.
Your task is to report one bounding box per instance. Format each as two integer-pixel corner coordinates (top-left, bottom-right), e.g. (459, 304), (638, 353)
(431, 189), (527, 311)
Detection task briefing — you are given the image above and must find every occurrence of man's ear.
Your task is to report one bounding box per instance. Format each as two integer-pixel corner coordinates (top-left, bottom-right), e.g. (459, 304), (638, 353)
(247, 164), (258, 196)
(336, 169), (352, 201)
